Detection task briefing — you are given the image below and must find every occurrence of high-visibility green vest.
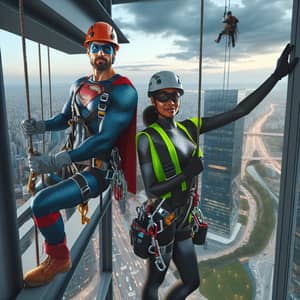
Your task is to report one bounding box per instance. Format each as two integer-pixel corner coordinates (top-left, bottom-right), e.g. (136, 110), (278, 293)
(136, 118), (203, 199)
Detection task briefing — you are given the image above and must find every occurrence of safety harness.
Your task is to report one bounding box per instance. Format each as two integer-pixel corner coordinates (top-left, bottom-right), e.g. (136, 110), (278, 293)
(136, 119), (203, 199)
(65, 76), (127, 224)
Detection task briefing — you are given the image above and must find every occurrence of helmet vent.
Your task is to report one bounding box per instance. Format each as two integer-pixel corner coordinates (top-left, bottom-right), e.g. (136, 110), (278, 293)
(111, 30), (115, 40)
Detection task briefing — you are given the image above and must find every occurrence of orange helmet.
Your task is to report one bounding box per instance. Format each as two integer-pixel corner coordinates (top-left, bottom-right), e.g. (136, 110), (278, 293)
(84, 22), (119, 50)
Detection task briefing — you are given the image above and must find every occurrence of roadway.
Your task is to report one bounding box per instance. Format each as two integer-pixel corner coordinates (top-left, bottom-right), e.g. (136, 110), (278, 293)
(242, 103), (282, 177)
(197, 103), (281, 300)
(241, 103), (280, 299)
(68, 104), (280, 299)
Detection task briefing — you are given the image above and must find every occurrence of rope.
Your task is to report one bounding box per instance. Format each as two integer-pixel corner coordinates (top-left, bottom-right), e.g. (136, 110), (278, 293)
(193, 0), (204, 205)
(38, 44), (45, 154)
(19, 0), (40, 266)
(228, 0), (232, 89)
(222, 35), (228, 98)
(38, 43), (46, 191)
(222, 0), (232, 98)
(19, 0), (32, 148)
(47, 46), (53, 146)
(47, 46), (53, 118)
(196, 0), (204, 150)
(227, 46), (231, 90)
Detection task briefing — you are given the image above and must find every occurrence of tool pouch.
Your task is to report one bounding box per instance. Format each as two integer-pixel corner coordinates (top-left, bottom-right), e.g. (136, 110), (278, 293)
(130, 217), (151, 259)
(191, 207), (208, 245)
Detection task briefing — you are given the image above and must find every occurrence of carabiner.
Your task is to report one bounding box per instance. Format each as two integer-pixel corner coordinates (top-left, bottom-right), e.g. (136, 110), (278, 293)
(155, 256), (167, 272)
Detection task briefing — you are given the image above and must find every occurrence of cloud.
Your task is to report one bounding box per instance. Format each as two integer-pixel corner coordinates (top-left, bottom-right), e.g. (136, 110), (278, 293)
(114, 0), (292, 65)
(116, 63), (162, 71)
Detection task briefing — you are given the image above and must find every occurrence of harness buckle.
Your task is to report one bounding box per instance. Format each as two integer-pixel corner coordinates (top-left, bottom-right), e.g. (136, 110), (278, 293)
(71, 173), (91, 200)
(81, 185), (90, 198)
(105, 169), (114, 180)
(100, 92), (109, 102)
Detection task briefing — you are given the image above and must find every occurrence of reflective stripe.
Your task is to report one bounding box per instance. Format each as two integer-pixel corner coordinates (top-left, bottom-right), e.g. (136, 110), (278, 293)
(136, 131), (171, 199)
(189, 117), (202, 129)
(136, 120), (203, 199)
(177, 120), (203, 157)
(150, 123), (187, 192)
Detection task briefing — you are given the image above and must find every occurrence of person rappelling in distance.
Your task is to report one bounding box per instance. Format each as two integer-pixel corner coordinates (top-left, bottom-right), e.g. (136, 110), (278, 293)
(215, 10), (239, 47)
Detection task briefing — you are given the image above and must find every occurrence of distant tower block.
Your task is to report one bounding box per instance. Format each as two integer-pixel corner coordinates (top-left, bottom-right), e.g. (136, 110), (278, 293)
(200, 89), (244, 238)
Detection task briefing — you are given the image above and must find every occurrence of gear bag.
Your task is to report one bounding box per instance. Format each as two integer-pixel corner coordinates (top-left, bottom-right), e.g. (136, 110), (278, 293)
(129, 199), (168, 272)
(130, 216), (152, 259)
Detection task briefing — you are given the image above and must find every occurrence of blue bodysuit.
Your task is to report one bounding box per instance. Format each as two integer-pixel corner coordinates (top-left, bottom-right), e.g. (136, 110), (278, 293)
(31, 74), (137, 249)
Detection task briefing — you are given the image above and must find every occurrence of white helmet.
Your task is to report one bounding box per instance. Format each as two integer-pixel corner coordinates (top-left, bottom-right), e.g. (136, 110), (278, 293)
(148, 71), (184, 96)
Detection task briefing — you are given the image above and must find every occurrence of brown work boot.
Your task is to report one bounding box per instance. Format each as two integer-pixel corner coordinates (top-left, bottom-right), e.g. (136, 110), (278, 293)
(24, 238), (71, 287)
(23, 255), (71, 287)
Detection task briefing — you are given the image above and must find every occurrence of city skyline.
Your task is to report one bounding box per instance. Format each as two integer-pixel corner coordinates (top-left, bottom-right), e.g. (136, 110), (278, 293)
(0, 0), (299, 299)
(0, 0), (294, 90)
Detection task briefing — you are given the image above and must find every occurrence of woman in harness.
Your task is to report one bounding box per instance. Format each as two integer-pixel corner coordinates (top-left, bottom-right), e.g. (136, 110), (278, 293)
(136, 44), (297, 300)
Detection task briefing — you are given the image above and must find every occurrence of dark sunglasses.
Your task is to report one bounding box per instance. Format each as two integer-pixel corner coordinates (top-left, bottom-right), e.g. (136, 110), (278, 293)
(89, 42), (114, 55)
(154, 91), (181, 103)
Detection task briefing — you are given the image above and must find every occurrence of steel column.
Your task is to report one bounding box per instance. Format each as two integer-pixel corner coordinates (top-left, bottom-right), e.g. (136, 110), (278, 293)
(98, 189), (113, 300)
(272, 0), (300, 299)
(0, 50), (23, 300)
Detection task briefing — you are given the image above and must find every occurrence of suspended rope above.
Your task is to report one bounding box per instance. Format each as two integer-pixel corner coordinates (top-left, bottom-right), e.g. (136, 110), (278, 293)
(38, 44), (45, 154)
(47, 46), (53, 118)
(194, 0), (204, 202)
(196, 0), (204, 147)
(222, 36), (231, 97)
(19, 0), (40, 266)
(221, 0), (232, 99)
(47, 46), (54, 146)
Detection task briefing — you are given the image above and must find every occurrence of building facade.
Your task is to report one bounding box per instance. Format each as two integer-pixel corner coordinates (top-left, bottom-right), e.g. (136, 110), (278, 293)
(200, 89), (244, 237)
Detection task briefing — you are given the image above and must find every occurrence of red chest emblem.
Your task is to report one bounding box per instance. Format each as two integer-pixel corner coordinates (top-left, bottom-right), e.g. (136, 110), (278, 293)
(79, 83), (104, 106)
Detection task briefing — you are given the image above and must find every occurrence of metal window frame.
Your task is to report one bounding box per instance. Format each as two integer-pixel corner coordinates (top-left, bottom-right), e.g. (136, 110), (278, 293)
(272, 0), (300, 299)
(15, 190), (113, 300)
(0, 49), (24, 300)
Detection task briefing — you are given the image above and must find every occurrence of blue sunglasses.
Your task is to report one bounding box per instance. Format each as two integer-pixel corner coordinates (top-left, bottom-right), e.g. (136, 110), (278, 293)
(89, 42), (114, 55)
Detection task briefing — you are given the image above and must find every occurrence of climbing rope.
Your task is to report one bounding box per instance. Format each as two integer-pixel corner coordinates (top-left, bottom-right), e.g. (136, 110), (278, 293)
(227, 45), (231, 90)
(38, 44), (46, 155)
(19, 0), (40, 266)
(193, 0), (204, 209)
(222, 35), (228, 96)
(47, 46), (53, 118)
(47, 46), (54, 146)
(196, 0), (204, 149)
(221, 0), (232, 99)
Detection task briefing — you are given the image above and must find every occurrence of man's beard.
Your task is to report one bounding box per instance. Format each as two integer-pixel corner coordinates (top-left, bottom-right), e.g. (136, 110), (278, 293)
(91, 57), (111, 71)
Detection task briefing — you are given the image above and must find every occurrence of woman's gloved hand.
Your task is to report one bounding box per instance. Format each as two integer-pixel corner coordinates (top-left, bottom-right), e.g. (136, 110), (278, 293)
(21, 119), (46, 137)
(273, 43), (299, 80)
(28, 151), (72, 174)
(182, 156), (204, 179)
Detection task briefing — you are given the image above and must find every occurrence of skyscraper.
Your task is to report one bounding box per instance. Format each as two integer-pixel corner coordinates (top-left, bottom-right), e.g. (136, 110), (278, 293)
(288, 186), (300, 299)
(200, 89), (244, 238)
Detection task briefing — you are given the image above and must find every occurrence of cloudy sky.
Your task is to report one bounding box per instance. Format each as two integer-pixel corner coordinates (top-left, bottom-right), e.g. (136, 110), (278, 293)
(0, 0), (294, 89)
